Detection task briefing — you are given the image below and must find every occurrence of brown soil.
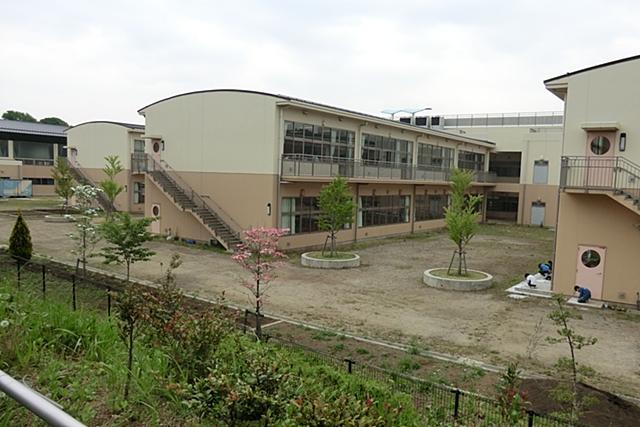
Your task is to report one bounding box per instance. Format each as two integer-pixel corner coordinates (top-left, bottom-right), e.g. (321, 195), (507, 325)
(522, 379), (640, 427)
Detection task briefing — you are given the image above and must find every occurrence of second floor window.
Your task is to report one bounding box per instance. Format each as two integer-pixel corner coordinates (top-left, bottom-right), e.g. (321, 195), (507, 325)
(458, 150), (485, 171)
(417, 144), (453, 170)
(361, 134), (413, 165)
(283, 121), (355, 160)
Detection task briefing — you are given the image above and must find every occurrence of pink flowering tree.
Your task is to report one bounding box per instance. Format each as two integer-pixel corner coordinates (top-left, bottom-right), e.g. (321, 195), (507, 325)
(232, 227), (287, 339)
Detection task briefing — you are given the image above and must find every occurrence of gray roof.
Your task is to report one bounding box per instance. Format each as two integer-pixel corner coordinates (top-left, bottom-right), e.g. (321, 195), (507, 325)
(67, 121), (145, 131)
(0, 119), (68, 137)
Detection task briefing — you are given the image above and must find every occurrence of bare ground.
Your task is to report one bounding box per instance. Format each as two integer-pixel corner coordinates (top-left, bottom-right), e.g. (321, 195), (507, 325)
(2, 213), (639, 399)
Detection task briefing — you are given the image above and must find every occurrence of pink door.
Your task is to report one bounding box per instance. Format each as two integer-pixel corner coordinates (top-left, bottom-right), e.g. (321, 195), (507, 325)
(585, 132), (615, 188)
(575, 245), (606, 300)
(151, 204), (160, 234)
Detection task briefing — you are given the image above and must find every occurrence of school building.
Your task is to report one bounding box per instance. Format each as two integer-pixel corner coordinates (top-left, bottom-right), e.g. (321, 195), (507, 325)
(0, 119), (67, 196)
(545, 54), (640, 305)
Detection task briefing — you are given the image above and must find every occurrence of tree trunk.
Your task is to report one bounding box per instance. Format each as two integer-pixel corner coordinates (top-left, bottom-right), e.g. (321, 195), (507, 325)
(126, 261), (130, 283)
(124, 322), (134, 400)
(457, 243), (463, 276)
(255, 278), (262, 340)
(331, 232), (336, 257)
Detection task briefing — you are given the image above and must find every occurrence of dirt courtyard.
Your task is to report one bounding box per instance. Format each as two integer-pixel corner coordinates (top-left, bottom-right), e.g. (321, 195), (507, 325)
(1, 212), (639, 398)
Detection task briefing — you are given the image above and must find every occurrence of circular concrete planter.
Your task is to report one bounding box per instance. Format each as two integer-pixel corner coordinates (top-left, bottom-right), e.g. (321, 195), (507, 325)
(44, 214), (76, 223)
(423, 268), (493, 291)
(301, 252), (361, 269)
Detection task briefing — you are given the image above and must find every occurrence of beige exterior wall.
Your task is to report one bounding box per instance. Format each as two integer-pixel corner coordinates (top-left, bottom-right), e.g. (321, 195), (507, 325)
(557, 59), (640, 162)
(80, 167), (136, 213)
(491, 183), (559, 227)
(553, 193), (640, 304)
(67, 122), (142, 170)
(141, 91), (281, 175)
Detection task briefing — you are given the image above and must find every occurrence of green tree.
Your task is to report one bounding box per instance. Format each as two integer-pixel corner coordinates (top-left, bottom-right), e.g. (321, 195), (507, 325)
(2, 110), (36, 122)
(444, 169), (483, 276)
(8, 212), (33, 262)
(99, 212), (155, 282)
(39, 117), (69, 126)
(99, 155), (124, 215)
(546, 295), (598, 422)
(317, 177), (356, 257)
(51, 158), (75, 210)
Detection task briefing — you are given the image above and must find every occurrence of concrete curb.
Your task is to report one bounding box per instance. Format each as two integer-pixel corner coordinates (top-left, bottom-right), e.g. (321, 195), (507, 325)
(301, 252), (360, 269)
(423, 268), (493, 291)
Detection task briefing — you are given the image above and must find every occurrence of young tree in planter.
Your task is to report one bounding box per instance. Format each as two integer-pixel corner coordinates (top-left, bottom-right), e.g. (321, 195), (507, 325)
(99, 155), (124, 215)
(9, 212), (33, 263)
(99, 212), (155, 282)
(317, 177), (356, 257)
(546, 295), (598, 422)
(444, 169), (483, 276)
(51, 157), (75, 211)
(114, 283), (146, 400)
(69, 184), (102, 278)
(232, 227), (287, 339)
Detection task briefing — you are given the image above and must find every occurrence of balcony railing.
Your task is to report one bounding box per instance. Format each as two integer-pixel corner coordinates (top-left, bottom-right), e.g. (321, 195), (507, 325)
(442, 111), (563, 128)
(560, 156), (640, 202)
(281, 155), (496, 183)
(15, 157), (55, 166)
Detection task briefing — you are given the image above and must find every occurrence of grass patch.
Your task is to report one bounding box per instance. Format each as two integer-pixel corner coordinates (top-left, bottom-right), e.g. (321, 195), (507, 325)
(0, 196), (63, 211)
(306, 251), (358, 260)
(430, 268), (488, 280)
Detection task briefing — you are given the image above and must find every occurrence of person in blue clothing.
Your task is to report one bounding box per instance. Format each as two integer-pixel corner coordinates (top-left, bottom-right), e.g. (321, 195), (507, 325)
(574, 286), (592, 303)
(538, 261), (552, 280)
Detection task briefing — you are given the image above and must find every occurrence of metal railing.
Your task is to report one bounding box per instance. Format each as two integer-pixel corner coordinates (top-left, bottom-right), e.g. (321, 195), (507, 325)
(65, 158), (116, 213)
(442, 111), (564, 128)
(133, 154), (243, 242)
(560, 156), (640, 203)
(0, 369), (87, 427)
(15, 157), (55, 166)
(281, 154), (497, 183)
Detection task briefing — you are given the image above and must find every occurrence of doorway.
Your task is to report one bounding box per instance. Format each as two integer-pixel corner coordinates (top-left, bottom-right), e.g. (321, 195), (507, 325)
(585, 132), (615, 188)
(575, 245), (606, 300)
(530, 201), (545, 226)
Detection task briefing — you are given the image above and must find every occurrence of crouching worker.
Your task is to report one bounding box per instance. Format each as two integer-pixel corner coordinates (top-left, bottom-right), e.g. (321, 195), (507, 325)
(524, 273), (537, 288)
(574, 285), (592, 303)
(538, 261), (552, 280)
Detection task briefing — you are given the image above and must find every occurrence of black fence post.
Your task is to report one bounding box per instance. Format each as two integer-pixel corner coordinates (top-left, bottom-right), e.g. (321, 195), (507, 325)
(72, 275), (77, 311)
(344, 358), (354, 374)
(527, 410), (534, 427)
(453, 389), (461, 419)
(41, 264), (46, 299)
(107, 288), (111, 317)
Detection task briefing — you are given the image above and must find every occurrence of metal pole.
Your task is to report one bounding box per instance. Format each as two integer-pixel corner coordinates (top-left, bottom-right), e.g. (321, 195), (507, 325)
(344, 358), (354, 374)
(527, 410), (534, 427)
(453, 389), (461, 418)
(72, 275), (77, 311)
(107, 288), (112, 317)
(0, 369), (87, 427)
(42, 265), (46, 299)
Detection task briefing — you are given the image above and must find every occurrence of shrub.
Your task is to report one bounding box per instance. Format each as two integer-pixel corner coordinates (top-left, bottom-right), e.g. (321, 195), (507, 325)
(8, 212), (32, 261)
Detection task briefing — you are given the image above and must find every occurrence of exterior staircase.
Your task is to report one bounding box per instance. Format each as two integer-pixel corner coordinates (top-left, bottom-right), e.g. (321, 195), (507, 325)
(561, 155), (640, 215)
(66, 158), (116, 213)
(138, 155), (242, 250)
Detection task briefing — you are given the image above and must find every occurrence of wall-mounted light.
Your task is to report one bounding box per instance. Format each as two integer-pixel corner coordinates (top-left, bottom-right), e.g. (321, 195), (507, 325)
(620, 132), (627, 152)
(266, 202), (272, 216)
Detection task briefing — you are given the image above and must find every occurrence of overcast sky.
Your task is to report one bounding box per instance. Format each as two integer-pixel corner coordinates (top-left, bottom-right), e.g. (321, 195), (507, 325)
(1, 1), (639, 125)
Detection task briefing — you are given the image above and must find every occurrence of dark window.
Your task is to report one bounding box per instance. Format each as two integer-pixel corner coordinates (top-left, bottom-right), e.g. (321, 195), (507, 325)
(415, 117), (428, 126)
(133, 182), (145, 204)
(14, 140), (54, 161)
(26, 177), (54, 185)
(417, 143), (454, 170)
(415, 194), (449, 221)
(361, 134), (413, 165)
(283, 121), (355, 160)
(399, 117), (411, 123)
(281, 196), (322, 234)
(358, 195), (411, 227)
(458, 150), (485, 171)
(0, 140), (7, 157)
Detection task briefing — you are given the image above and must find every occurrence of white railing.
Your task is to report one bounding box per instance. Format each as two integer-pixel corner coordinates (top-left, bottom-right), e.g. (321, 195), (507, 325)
(0, 369), (86, 427)
(442, 112), (563, 128)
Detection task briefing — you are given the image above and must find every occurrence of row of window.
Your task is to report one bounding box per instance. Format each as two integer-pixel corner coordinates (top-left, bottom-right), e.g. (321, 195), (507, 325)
(26, 177), (55, 185)
(284, 121), (356, 160)
(417, 144), (454, 170)
(0, 139), (58, 160)
(457, 150), (486, 172)
(281, 194), (453, 234)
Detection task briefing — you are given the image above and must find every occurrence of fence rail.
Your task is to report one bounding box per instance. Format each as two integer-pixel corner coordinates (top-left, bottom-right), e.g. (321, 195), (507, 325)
(0, 252), (579, 426)
(281, 155), (497, 183)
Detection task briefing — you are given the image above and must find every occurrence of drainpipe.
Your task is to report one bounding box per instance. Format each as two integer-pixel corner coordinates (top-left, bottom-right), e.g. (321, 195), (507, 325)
(354, 183), (360, 243)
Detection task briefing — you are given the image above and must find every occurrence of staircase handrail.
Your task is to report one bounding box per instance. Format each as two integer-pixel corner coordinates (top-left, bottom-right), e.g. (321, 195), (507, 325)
(145, 155), (243, 240)
(561, 155), (640, 183)
(64, 158), (116, 213)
